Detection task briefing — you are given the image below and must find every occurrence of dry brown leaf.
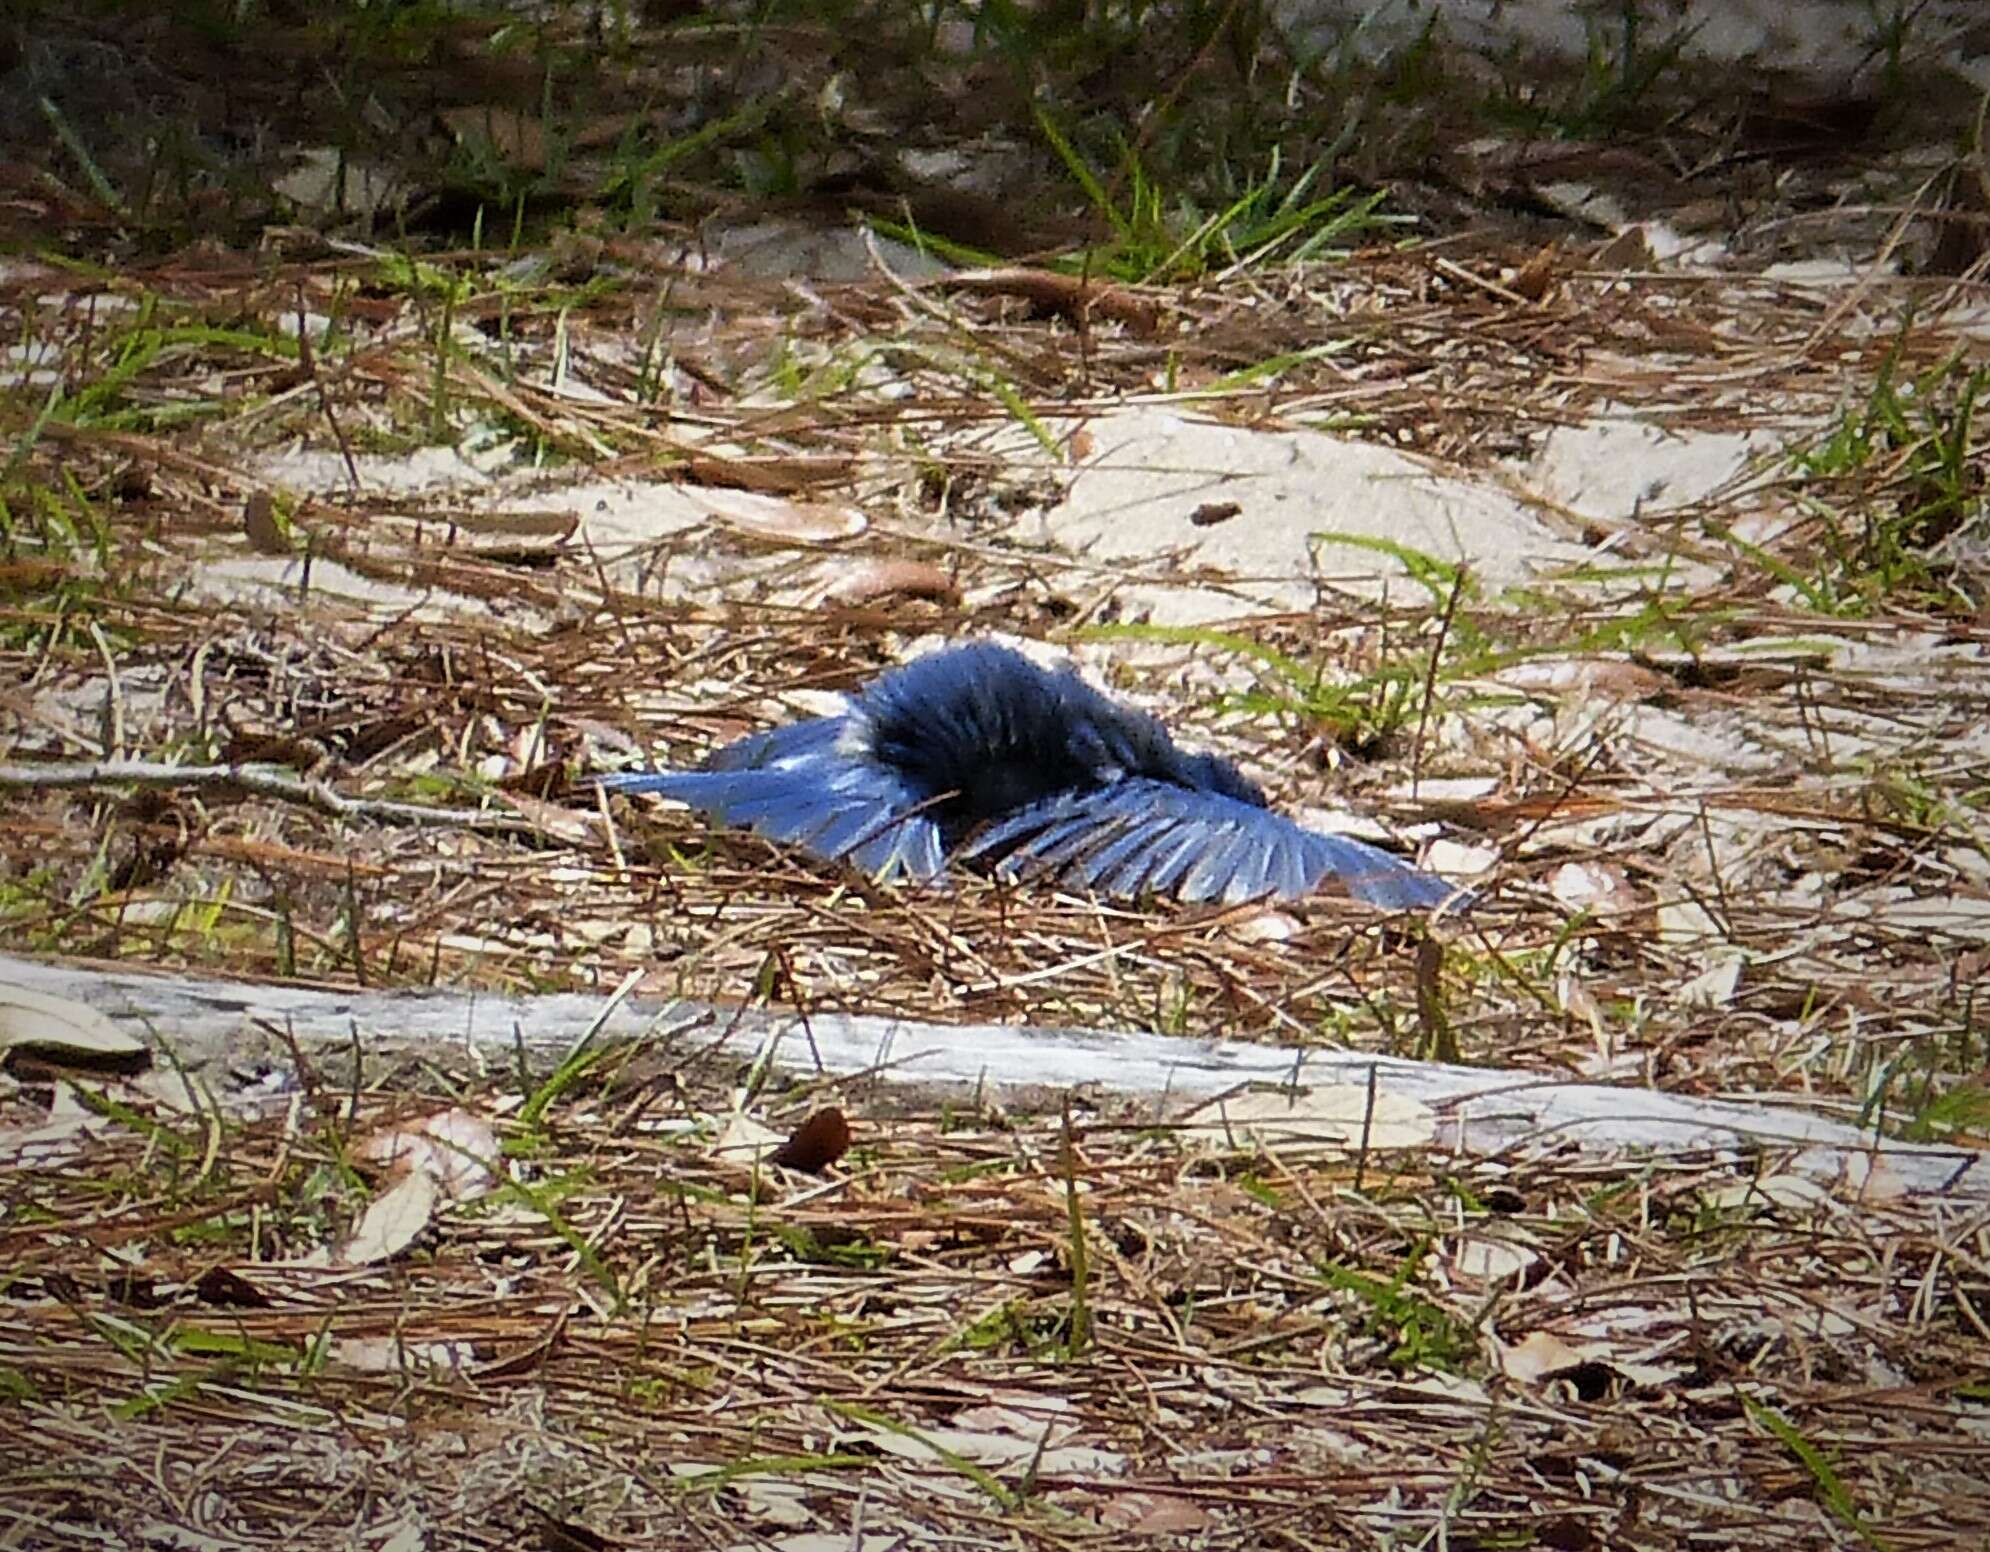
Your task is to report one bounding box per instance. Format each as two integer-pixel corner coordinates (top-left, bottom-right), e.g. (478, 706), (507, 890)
(1493, 657), (1666, 702)
(130, 1067), (203, 1113)
(817, 560), (960, 607)
(1821, 1151), (1915, 1203)
(0, 1079), (101, 1165)
(1188, 501), (1242, 528)
(737, 1478), (813, 1528)
(352, 1106), (499, 1201)
(243, 491), (287, 555)
(935, 268), (1163, 335)
(1498, 1328), (1686, 1392)
(767, 1107), (851, 1173)
(1556, 968), (1606, 1044)
(193, 1266), (269, 1308)
(1655, 897), (1725, 948)
(501, 789), (602, 846)
(1507, 242), (1560, 301)
(1593, 224), (1654, 269)
(1229, 907), (1301, 942)
(853, 1394), (1128, 1477)
(1095, 1491), (1215, 1534)
(331, 1335), (477, 1373)
(1496, 1329), (1594, 1384)
(713, 1109), (787, 1166)
(1450, 1233), (1540, 1285)
(376, 1523), (427, 1552)
(438, 106), (549, 171)
(1677, 952), (1745, 1009)
(1548, 861), (1640, 916)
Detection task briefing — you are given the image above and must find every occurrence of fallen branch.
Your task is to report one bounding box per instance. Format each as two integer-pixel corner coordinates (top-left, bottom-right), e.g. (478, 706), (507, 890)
(3, 952), (1979, 1201)
(0, 760), (539, 835)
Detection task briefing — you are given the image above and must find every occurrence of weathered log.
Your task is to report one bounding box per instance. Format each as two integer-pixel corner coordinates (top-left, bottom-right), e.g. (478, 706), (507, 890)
(2, 952), (1979, 1200)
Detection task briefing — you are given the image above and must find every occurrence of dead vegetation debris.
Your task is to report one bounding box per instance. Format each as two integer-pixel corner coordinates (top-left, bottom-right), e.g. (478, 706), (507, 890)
(4, 228), (1988, 1539)
(4, 2), (1990, 1543)
(3, 1033), (1988, 1550)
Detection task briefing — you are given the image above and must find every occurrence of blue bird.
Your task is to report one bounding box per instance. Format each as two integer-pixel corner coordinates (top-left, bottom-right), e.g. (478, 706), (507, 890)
(598, 643), (1460, 910)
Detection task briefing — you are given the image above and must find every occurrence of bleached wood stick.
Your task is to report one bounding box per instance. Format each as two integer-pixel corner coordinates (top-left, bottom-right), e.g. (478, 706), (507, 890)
(1, 953), (1979, 1200)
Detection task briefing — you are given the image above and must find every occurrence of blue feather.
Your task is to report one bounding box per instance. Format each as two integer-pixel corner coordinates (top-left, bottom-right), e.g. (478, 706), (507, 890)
(598, 643), (1465, 909)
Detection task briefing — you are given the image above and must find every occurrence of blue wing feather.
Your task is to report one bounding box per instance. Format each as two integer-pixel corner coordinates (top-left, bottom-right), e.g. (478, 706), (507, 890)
(1135, 820), (1216, 896)
(1074, 815), (1185, 890)
(1263, 830), (1313, 901)
(961, 778), (1456, 908)
(1175, 830), (1237, 904)
(847, 813), (947, 879)
(703, 717), (844, 772)
(1209, 824), (1275, 903)
(1097, 823), (1193, 897)
(596, 712), (951, 882)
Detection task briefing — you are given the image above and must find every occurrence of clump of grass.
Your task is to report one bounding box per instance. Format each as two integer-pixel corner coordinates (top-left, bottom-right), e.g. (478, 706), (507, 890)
(1733, 337), (1986, 616)
(1085, 540), (1485, 755)
(1036, 113), (1399, 282)
(1083, 619), (1423, 748)
(1315, 1243), (1481, 1373)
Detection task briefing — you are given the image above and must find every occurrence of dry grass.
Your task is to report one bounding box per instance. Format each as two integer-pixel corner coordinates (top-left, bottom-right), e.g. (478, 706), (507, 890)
(5, 233), (1986, 1547)
(3, 248), (1983, 1085)
(4, 3), (1990, 1544)
(5, 1049), (1988, 1549)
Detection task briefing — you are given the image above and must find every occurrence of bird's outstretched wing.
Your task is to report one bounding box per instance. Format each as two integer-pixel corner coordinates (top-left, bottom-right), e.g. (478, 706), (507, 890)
(595, 717), (947, 882)
(959, 779), (1457, 909)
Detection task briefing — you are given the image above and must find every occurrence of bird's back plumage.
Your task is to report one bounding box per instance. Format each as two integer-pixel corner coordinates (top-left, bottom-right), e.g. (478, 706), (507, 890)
(598, 643), (1460, 910)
